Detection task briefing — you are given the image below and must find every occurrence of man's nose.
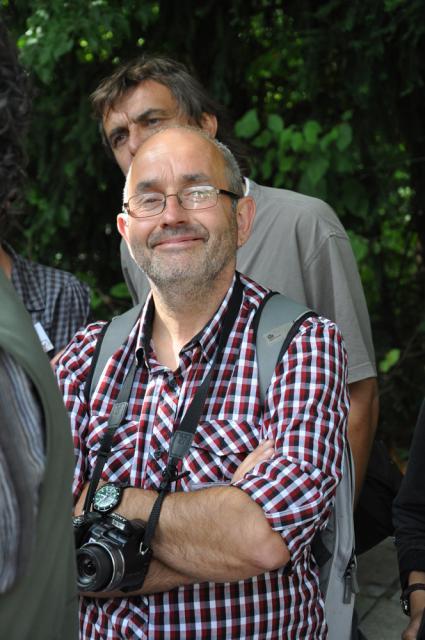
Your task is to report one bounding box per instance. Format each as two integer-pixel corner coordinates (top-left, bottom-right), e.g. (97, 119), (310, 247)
(160, 194), (190, 224)
(128, 126), (146, 157)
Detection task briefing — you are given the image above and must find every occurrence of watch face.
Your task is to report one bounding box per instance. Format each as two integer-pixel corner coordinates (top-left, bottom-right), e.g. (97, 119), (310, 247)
(93, 483), (121, 513)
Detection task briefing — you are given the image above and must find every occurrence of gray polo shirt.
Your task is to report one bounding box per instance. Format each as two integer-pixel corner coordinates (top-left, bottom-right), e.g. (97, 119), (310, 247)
(120, 179), (376, 384)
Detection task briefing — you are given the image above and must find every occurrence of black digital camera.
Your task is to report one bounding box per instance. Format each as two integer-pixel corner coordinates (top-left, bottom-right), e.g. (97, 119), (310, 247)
(73, 511), (150, 593)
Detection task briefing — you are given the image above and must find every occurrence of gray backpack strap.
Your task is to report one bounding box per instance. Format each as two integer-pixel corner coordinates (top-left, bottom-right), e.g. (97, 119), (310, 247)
(256, 293), (357, 638)
(256, 293), (313, 404)
(87, 303), (143, 401)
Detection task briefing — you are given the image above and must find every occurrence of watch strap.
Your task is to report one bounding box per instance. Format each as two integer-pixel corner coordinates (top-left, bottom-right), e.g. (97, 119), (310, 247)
(401, 583), (425, 616)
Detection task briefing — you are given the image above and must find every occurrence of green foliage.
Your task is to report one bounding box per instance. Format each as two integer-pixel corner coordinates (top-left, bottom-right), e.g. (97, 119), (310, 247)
(379, 348), (401, 373)
(2, 0), (425, 447)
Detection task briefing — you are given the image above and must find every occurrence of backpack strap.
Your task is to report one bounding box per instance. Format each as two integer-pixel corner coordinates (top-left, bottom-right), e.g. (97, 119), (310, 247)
(83, 303), (143, 404)
(254, 292), (315, 404)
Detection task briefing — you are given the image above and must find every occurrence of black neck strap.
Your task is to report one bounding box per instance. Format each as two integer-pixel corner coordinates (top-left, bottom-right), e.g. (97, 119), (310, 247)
(83, 357), (138, 513)
(141, 274), (243, 562)
(83, 274), (244, 518)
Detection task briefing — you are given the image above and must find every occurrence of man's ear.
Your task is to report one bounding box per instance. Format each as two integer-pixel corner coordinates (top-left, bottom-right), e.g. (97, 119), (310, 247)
(200, 112), (218, 138)
(117, 212), (129, 240)
(236, 196), (255, 248)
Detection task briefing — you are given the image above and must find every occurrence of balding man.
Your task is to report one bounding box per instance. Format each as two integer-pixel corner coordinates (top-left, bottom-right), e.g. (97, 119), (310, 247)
(91, 56), (378, 502)
(57, 126), (348, 639)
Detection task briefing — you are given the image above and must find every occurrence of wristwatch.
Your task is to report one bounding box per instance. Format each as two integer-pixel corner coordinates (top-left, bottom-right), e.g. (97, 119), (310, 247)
(92, 482), (126, 514)
(400, 583), (425, 616)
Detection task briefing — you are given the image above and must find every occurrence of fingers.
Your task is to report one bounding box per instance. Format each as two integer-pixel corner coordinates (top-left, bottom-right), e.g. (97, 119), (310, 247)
(50, 347), (65, 370)
(402, 616), (422, 640)
(232, 439), (275, 483)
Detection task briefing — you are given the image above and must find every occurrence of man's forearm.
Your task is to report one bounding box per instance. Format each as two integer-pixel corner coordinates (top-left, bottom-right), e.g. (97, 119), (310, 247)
(347, 377), (379, 504)
(119, 484), (289, 583)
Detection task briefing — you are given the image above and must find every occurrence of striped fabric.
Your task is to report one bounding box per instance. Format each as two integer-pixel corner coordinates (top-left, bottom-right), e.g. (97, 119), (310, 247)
(0, 350), (45, 592)
(57, 273), (349, 639)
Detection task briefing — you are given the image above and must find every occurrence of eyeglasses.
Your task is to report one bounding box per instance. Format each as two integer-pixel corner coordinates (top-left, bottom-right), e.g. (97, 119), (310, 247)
(123, 185), (241, 219)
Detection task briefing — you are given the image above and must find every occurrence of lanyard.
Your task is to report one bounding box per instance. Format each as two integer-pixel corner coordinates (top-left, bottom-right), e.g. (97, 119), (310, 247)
(83, 274), (244, 517)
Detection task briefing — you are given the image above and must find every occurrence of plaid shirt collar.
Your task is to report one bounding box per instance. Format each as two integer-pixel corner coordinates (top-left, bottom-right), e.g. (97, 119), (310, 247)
(4, 242), (45, 312)
(135, 273), (239, 369)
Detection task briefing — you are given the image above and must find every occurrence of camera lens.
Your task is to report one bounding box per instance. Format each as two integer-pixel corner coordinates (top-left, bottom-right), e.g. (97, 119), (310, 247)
(76, 545), (114, 592)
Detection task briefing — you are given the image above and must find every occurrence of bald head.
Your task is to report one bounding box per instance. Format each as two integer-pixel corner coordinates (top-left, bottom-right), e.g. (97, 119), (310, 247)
(124, 126), (243, 205)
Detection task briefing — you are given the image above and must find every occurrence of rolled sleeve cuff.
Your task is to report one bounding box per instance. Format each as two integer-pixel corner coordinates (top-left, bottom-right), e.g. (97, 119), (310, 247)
(232, 461), (335, 568)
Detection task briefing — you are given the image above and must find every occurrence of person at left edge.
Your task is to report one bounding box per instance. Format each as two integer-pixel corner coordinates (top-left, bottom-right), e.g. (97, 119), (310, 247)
(0, 25), (90, 358)
(57, 126), (349, 639)
(0, 19), (78, 640)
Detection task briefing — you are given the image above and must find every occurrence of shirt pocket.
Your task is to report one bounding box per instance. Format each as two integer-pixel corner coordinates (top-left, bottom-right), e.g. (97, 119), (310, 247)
(85, 416), (139, 482)
(185, 419), (260, 485)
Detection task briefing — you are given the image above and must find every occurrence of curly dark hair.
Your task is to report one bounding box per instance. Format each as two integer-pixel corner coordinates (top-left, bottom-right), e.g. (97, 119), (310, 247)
(0, 20), (31, 239)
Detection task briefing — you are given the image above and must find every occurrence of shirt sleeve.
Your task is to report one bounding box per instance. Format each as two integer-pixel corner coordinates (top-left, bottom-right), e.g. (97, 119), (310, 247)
(0, 350), (45, 593)
(393, 398), (425, 588)
(304, 231), (376, 384)
(50, 277), (91, 354)
(232, 316), (349, 568)
(55, 321), (104, 501)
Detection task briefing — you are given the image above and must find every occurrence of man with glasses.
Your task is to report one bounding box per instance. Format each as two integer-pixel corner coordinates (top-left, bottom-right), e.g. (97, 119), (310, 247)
(57, 126), (349, 639)
(90, 56), (378, 503)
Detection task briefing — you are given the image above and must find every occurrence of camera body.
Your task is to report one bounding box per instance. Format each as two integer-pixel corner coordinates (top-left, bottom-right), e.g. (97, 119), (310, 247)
(74, 511), (149, 593)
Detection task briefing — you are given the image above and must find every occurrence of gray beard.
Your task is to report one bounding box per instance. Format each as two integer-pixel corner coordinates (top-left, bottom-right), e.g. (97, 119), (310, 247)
(129, 222), (238, 304)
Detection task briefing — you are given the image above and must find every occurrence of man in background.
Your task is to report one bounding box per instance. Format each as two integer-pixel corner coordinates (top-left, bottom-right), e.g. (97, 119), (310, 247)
(90, 55), (378, 500)
(58, 125), (349, 638)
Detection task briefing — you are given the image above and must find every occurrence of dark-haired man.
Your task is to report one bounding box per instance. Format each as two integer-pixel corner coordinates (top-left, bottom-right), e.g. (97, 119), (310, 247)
(90, 56), (378, 502)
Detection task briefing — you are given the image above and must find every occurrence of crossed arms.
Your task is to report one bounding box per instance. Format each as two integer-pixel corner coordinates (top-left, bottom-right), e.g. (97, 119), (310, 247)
(62, 315), (349, 599)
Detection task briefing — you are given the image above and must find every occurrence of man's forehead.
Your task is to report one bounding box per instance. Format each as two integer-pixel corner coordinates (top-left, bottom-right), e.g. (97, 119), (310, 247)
(136, 128), (217, 160)
(130, 130), (225, 185)
(103, 80), (179, 125)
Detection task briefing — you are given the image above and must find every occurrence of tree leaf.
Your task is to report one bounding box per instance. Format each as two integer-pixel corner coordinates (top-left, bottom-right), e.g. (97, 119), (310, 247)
(336, 123), (353, 151)
(234, 109), (260, 139)
(303, 120), (322, 144)
(379, 348), (401, 373)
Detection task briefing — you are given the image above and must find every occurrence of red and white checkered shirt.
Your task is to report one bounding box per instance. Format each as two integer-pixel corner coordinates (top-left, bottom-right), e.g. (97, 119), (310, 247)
(57, 274), (349, 639)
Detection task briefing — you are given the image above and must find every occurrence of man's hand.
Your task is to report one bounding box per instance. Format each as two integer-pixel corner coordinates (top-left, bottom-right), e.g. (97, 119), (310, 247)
(74, 482), (103, 516)
(50, 347), (65, 370)
(232, 439), (275, 483)
(403, 574), (425, 640)
(402, 610), (425, 640)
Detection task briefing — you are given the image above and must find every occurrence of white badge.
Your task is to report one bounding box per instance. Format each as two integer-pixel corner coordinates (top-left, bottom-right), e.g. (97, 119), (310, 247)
(34, 322), (54, 353)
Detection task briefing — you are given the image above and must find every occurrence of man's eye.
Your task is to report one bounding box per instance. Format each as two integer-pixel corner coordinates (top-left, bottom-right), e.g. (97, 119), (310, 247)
(187, 188), (213, 201)
(146, 118), (160, 127)
(140, 194), (163, 206)
(110, 133), (126, 149)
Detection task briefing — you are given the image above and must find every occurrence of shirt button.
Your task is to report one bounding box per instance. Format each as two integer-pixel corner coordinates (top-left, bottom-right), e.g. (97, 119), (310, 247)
(153, 447), (164, 460)
(168, 378), (178, 391)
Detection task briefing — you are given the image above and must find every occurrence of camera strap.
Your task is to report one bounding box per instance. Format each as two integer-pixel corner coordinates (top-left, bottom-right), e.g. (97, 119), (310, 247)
(140, 274), (244, 571)
(83, 274), (243, 526)
(83, 358), (138, 513)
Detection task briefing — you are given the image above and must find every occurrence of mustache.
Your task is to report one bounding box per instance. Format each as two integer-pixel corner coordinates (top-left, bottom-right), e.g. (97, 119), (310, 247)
(148, 224), (209, 248)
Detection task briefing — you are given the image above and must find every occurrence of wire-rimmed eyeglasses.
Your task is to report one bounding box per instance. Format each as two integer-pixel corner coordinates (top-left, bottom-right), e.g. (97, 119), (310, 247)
(123, 185), (241, 219)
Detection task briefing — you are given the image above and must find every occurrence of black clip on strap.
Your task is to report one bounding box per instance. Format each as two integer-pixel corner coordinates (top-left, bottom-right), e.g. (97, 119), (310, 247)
(141, 275), (244, 560)
(83, 358), (138, 513)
